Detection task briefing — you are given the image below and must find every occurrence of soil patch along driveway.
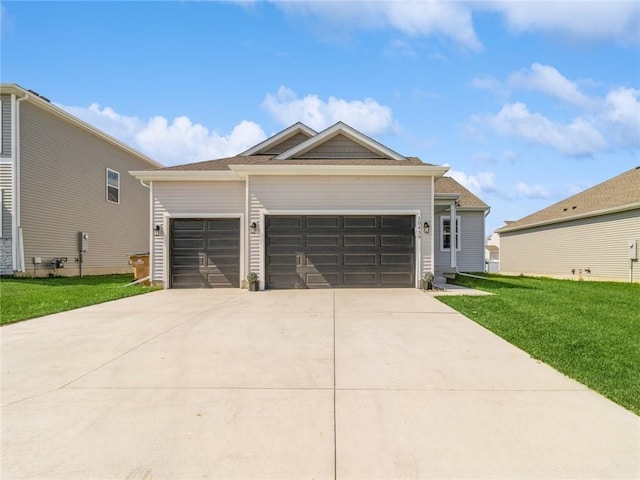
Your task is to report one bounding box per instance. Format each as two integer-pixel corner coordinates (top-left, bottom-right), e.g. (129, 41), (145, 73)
(2, 288), (638, 479)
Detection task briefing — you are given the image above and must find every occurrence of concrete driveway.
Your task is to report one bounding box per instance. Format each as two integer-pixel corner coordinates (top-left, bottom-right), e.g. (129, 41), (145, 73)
(2, 289), (638, 479)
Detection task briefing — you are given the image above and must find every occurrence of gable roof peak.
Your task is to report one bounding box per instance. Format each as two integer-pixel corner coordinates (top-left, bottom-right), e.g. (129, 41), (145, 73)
(274, 121), (406, 161)
(240, 122), (317, 156)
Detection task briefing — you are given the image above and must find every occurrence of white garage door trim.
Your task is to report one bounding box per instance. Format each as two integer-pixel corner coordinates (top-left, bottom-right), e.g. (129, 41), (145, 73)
(256, 209), (422, 289)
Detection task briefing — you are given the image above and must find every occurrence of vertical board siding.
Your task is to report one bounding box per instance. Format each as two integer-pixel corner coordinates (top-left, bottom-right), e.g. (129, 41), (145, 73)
(299, 135), (383, 159)
(0, 95), (12, 157)
(434, 211), (486, 272)
(249, 175), (433, 280)
(152, 181), (245, 281)
(19, 102), (153, 275)
(500, 209), (640, 282)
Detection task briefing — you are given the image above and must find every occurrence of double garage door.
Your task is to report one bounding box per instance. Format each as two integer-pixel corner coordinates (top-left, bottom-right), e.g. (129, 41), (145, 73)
(170, 215), (415, 289)
(266, 215), (415, 288)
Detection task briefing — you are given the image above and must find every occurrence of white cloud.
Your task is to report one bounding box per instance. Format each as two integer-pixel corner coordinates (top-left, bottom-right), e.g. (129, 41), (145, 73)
(600, 87), (640, 148)
(508, 63), (595, 109)
(503, 150), (518, 163)
(59, 103), (266, 166)
(488, 1), (640, 44)
(472, 152), (497, 164)
(274, 0), (482, 50)
(446, 169), (502, 198)
(516, 181), (550, 199)
(262, 86), (397, 135)
(470, 75), (508, 97)
(480, 102), (605, 156)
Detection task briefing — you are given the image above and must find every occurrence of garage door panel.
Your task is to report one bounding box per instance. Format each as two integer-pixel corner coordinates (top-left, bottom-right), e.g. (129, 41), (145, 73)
(269, 217), (302, 228)
(344, 216), (377, 228)
(381, 253), (414, 265)
(306, 272), (339, 286)
(381, 216), (414, 229)
(343, 272), (377, 285)
(381, 272), (414, 284)
(306, 254), (339, 266)
(344, 235), (377, 247)
(172, 255), (204, 267)
(269, 235), (302, 247)
(306, 216), (339, 228)
(173, 220), (206, 232)
(343, 254), (377, 266)
(381, 235), (414, 247)
(306, 235), (339, 247)
(268, 254), (299, 266)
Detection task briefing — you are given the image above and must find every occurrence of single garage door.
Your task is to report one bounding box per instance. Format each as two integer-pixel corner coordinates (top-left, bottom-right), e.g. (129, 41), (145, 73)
(170, 218), (240, 288)
(266, 215), (415, 289)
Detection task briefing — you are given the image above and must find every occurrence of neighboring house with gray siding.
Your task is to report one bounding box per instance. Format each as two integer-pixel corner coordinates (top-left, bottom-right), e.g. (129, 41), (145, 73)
(131, 122), (489, 289)
(0, 84), (161, 277)
(497, 167), (640, 283)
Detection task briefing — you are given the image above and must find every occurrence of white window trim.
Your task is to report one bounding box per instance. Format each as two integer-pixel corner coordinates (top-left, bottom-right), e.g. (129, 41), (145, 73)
(440, 215), (461, 252)
(106, 168), (120, 204)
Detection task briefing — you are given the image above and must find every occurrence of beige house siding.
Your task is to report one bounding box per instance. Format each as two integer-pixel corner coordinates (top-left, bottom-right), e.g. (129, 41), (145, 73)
(299, 135), (383, 159)
(248, 175), (432, 284)
(500, 208), (640, 282)
(1, 94), (12, 157)
(19, 102), (153, 276)
(263, 132), (312, 155)
(434, 210), (486, 273)
(150, 181), (245, 282)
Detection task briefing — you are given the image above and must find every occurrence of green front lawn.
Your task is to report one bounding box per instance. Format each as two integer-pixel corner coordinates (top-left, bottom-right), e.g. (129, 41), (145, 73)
(1, 274), (160, 326)
(438, 275), (640, 415)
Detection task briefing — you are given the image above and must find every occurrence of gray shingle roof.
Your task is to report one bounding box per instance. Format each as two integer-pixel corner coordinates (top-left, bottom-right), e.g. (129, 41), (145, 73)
(159, 155), (434, 171)
(435, 176), (489, 209)
(497, 166), (640, 232)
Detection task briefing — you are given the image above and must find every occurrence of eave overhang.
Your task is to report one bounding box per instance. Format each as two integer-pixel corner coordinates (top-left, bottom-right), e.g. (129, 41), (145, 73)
(497, 202), (640, 234)
(130, 164), (450, 181)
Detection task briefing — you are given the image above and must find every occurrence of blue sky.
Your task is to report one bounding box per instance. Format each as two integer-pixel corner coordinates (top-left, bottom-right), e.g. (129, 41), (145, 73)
(2, 1), (639, 233)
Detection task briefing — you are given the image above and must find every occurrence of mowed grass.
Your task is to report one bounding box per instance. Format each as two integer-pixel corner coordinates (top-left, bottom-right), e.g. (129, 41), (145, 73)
(1, 275), (160, 326)
(438, 274), (640, 415)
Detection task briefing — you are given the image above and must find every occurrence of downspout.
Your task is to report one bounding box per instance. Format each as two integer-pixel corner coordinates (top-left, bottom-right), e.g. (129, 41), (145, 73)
(450, 199), (457, 270)
(13, 93), (29, 272)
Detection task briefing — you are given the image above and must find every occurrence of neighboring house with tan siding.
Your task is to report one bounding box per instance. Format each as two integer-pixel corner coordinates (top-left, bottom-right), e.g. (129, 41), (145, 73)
(497, 167), (640, 282)
(0, 84), (161, 277)
(131, 122), (490, 289)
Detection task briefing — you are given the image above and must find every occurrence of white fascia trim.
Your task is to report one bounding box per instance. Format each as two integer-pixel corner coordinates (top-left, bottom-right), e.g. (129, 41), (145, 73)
(0, 84), (161, 169)
(161, 212), (245, 289)
(129, 170), (243, 181)
(230, 164), (449, 177)
(498, 202), (640, 234)
(240, 122), (317, 156)
(274, 121), (406, 161)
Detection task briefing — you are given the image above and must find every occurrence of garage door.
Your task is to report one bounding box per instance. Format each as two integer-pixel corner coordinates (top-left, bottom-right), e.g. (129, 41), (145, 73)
(170, 218), (240, 288)
(266, 215), (415, 289)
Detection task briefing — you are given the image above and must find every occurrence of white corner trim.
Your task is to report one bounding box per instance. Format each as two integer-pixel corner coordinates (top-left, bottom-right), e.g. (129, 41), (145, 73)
(274, 121), (407, 161)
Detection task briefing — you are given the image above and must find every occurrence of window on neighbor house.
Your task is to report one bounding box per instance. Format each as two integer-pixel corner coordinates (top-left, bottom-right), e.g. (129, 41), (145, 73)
(441, 216), (460, 251)
(106, 168), (120, 204)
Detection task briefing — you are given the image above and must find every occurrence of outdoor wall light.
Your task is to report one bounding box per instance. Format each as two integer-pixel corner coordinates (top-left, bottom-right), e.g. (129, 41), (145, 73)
(423, 222), (430, 234)
(250, 222), (258, 234)
(154, 224), (162, 237)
